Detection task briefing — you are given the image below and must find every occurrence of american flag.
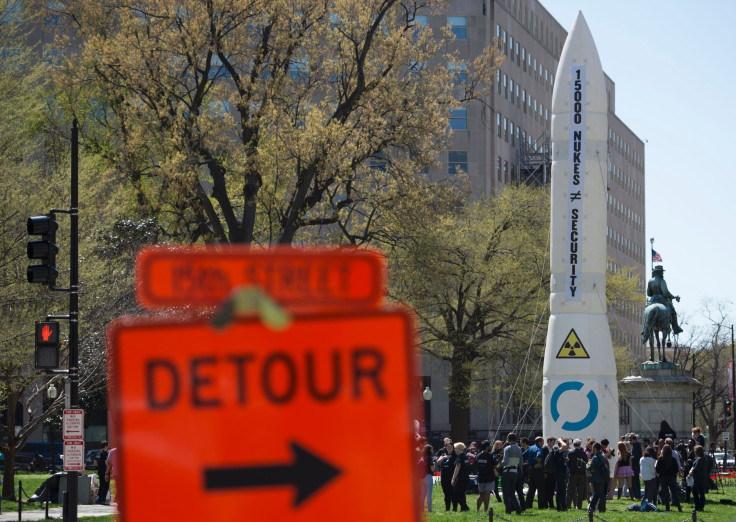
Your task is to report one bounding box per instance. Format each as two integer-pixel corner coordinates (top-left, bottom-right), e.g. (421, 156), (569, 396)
(651, 249), (662, 262)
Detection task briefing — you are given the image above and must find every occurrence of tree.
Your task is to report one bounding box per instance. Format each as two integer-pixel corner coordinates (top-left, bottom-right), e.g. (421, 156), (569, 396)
(55, 0), (502, 245)
(387, 185), (646, 442)
(387, 184), (550, 443)
(0, 0), (65, 498)
(679, 302), (733, 442)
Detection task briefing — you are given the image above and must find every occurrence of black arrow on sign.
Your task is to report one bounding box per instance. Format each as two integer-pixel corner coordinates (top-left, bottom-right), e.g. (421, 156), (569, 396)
(204, 441), (341, 507)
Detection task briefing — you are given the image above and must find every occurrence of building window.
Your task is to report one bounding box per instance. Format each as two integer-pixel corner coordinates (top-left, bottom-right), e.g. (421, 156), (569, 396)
(522, 89), (526, 112)
(510, 121), (515, 146)
(509, 78), (514, 103)
(448, 151), (468, 174)
(503, 73), (507, 98)
(503, 117), (508, 141)
(289, 57), (308, 81)
(496, 113), (501, 137)
(516, 85), (520, 107)
(509, 36), (514, 60)
(503, 160), (509, 183)
(448, 61), (467, 84)
(450, 108), (467, 130)
(502, 30), (507, 53)
(413, 14), (428, 39)
(497, 156), (502, 182)
(2, 1), (21, 23)
(448, 16), (467, 40)
(516, 42), (520, 66)
(46, 2), (62, 25)
(370, 151), (387, 172)
(521, 48), (526, 71)
(496, 69), (501, 94)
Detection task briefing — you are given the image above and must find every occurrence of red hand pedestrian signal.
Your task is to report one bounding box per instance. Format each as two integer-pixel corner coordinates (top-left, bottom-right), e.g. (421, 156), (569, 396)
(42, 324), (52, 341)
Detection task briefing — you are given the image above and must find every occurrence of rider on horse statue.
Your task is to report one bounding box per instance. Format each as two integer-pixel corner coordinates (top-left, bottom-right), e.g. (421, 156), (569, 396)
(646, 265), (683, 335)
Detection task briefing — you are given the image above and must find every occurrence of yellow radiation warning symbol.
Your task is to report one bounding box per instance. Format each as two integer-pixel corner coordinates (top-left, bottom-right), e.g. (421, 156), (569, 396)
(555, 329), (590, 359)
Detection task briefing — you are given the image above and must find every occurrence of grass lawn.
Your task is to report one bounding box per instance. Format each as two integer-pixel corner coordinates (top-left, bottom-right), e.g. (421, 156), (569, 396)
(5, 472), (736, 520)
(426, 483), (736, 521)
(1, 471), (117, 513)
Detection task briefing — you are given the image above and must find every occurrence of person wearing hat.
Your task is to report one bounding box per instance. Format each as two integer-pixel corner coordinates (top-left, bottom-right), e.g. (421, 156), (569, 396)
(647, 265), (682, 334)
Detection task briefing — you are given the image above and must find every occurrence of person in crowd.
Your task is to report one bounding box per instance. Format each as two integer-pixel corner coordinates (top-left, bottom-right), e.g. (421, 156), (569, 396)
(608, 440), (635, 500)
(566, 438), (588, 510)
(490, 440), (505, 503)
(658, 420), (677, 441)
(523, 436), (546, 509)
(475, 440), (496, 512)
(665, 438), (682, 471)
(436, 440), (456, 510)
(542, 437), (556, 509)
(692, 427), (706, 447)
(419, 444), (435, 512)
(587, 442), (609, 513)
(498, 433), (523, 515)
(629, 433), (642, 499)
(105, 446), (118, 504)
(584, 437), (596, 497)
(688, 445), (708, 512)
(515, 438), (528, 510)
(682, 455), (694, 503)
(550, 437), (569, 511)
(655, 444), (682, 512)
(436, 438), (453, 457)
(640, 446), (657, 503)
(94, 441), (110, 505)
(450, 442), (471, 511)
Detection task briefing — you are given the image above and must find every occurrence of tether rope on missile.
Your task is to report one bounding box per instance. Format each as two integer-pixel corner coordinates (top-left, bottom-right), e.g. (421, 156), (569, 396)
(606, 384), (656, 436)
(491, 222), (549, 438)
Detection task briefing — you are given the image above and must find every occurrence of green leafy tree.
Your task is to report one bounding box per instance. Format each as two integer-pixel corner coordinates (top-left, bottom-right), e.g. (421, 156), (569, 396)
(54, 0), (502, 245)
(387, 184), (550, 443)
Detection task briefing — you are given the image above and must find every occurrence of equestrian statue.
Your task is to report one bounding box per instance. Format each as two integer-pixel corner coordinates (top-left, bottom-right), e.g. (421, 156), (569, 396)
(641, 265), (682, 362)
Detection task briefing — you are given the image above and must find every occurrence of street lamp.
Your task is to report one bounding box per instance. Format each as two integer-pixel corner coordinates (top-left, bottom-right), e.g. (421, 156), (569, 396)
(47, 383), (57, 399)
(423, 386), (433, 401)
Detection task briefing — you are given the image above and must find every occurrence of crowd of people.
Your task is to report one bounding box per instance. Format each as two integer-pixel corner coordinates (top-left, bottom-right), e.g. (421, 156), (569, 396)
(416, 422), (719, 514)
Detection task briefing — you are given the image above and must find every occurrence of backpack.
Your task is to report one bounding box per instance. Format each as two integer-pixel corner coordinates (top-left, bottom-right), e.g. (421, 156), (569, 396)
(568, 449), (587, 473)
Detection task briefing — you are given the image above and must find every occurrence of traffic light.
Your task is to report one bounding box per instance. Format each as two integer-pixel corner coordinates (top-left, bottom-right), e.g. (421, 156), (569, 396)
(720, 417), (726, 430)
(35, 321), (60, 369)
(27, 215), (58, 286)
(726, 400), (732, 417)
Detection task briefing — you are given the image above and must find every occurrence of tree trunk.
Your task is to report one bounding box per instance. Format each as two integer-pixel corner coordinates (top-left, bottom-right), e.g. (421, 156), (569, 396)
(448, 354), (472, 443)
(2, 451), (16, 500)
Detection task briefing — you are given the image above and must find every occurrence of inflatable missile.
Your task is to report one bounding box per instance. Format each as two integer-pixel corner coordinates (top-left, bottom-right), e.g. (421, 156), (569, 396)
(542, 11), (619, 442)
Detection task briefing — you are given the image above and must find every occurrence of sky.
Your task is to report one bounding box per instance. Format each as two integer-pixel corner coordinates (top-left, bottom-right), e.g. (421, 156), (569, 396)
(541, 0), (736, 336)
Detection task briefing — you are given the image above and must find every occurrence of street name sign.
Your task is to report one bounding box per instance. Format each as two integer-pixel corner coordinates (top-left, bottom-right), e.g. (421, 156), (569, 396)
(136, 246), (385, 312)
(108, 309), (420, 521)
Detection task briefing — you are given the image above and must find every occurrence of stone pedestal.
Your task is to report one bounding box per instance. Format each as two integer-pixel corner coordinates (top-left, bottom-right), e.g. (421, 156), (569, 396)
(620, 362), (700, 439)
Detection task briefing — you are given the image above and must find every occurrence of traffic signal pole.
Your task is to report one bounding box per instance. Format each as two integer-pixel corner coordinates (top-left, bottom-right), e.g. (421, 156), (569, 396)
(67, 119), (79, 522)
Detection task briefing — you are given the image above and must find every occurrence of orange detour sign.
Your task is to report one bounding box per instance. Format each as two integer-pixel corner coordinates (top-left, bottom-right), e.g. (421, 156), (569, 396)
(136, 246), (385, 312)
(107, 309), (421, 521)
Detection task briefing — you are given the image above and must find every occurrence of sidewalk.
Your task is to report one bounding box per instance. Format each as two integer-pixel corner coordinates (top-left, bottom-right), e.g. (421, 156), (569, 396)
(0, 503), (117, 521)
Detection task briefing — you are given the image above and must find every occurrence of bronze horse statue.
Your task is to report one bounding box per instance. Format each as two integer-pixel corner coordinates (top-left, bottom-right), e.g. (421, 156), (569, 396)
(642, 302), (671, 362)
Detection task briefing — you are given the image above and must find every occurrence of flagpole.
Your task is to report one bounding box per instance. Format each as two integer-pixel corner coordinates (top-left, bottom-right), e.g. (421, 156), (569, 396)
(650, 237), (654, 274)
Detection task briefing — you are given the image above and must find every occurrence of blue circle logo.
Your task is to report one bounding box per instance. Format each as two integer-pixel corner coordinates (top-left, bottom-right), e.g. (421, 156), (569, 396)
(550, 381), (599, 431)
